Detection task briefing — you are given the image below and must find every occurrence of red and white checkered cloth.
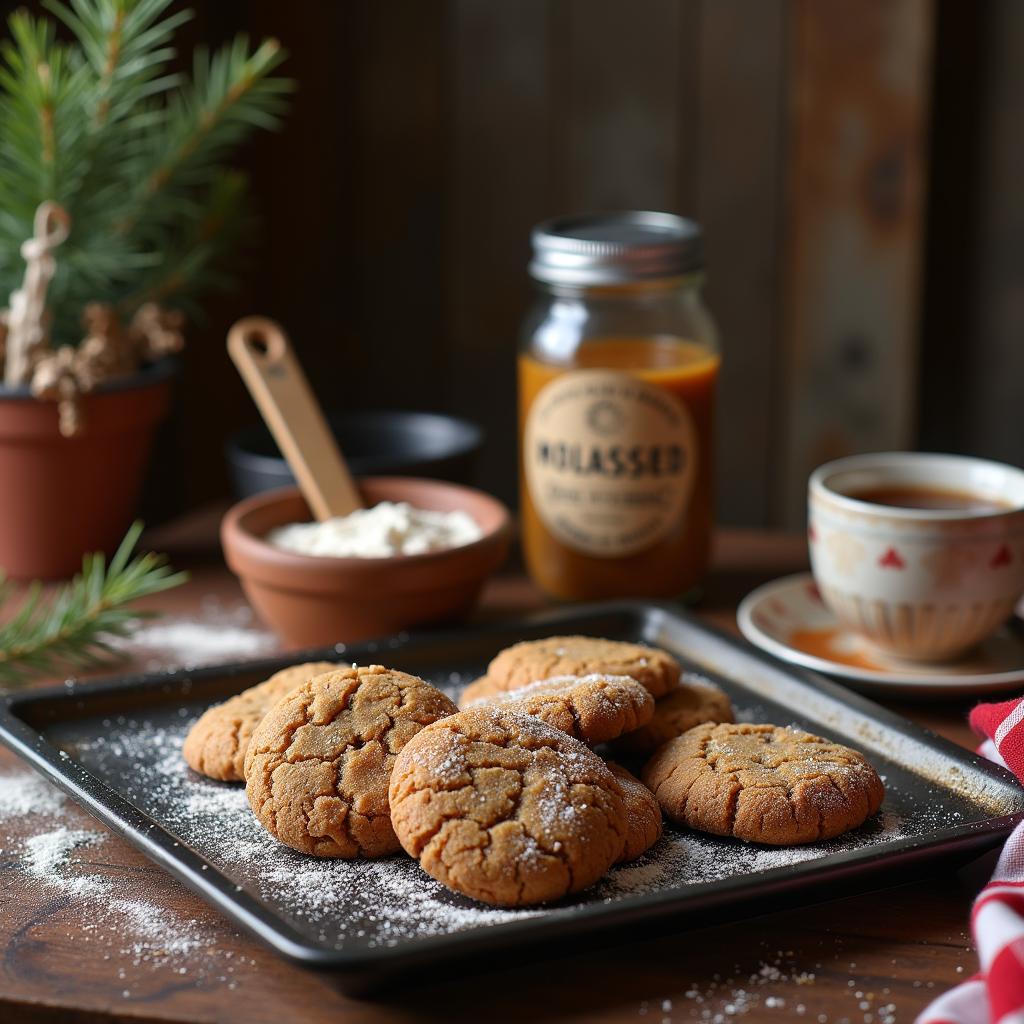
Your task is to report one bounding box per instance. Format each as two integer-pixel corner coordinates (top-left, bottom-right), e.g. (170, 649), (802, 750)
(918, 699), (1024, 1024)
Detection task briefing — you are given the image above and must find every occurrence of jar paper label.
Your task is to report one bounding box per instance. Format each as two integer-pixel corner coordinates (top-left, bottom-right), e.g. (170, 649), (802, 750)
(524, 369), (697, 557)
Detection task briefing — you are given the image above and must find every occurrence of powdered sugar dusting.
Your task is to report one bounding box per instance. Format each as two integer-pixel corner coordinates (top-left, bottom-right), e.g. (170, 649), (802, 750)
(71, 719), (541, 945)
(53, 708), (943, 954)
(477, 673), (639, 705)
(598, 808), (908, 901)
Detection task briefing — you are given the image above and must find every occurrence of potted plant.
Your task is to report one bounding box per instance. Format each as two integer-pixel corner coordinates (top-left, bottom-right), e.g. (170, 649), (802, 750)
(0, 0), (291, 578)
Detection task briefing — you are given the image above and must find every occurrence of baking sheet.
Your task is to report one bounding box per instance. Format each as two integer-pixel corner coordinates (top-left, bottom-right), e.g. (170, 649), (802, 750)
(1, 601), (1021, 987)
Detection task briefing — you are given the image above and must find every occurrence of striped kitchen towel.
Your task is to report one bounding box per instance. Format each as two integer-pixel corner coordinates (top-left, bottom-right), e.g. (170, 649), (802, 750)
(918, 699), (1024, 1024)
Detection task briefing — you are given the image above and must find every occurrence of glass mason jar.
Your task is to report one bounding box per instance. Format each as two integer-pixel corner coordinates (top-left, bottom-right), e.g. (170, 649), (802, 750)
(519, 211), (721, 601)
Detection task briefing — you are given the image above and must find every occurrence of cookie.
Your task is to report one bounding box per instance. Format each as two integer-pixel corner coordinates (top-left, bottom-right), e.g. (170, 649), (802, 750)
(642, 723), (885, 846)
(606, 761), (662, 862)
(388, 706), (628, 906)
(458, 675), (500, 709)
(615, 674), (734, 755)
(245, 665), (458, 857)
(183, 661), (339, 781)
(461, 674), (654, 745)
(485, 636), (680, 699)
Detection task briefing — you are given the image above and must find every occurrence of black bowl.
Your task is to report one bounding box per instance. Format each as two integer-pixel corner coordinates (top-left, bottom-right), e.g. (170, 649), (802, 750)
(225, 411), (484, 500)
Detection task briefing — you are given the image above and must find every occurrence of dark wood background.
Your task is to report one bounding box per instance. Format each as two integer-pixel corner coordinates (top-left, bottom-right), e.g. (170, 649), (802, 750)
(6, 0), (1021, 527)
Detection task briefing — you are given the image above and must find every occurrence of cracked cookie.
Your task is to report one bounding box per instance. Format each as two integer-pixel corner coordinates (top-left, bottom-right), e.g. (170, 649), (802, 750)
(642, 723), (884, 845)
(389, 706), (629, 906)
(614, 674), (734, 755)
(245, 665), (458, 857)
(606, 761), (662, 862)
(484, 636), (680, 698)
(183, 661), (339, 781)
(459, 674), (654, 744)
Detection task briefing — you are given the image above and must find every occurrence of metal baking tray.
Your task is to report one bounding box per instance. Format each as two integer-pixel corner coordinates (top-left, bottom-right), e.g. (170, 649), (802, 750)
(1, 601), (1021, 990)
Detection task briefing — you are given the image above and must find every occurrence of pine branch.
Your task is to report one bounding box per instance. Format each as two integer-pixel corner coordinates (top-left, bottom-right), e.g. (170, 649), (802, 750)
(118, 36), (289, 237)
(0, 1), (292, 344)
(0, 12), (91, 216)
(0, 521), (188, 686)
(44, 0), (189, 127)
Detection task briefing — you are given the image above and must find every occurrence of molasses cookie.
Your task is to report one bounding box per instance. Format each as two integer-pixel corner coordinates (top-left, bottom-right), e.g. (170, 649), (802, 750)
(606, 761), (662, 862)
(183, 661), (339, 781)
(615, 674), (734, 755)
(245, 665), (458, 857)
(643, 723), (884, 846)
(389, 707), (628, 906)
(460, 674), (654, 744)
(458, 675), (500, 708)
(485, 636), (680, 699)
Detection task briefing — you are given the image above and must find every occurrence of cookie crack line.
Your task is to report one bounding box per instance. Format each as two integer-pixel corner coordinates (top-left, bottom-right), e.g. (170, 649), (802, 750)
(445, 718), (562, 754)
(405, 795), (476, 857)
(275, 731), (390, 767)
(816, 774), (848, 841)
(723, 781), (740, 837)
(226, 718), (243, 760)
(564, 699), (586, 739)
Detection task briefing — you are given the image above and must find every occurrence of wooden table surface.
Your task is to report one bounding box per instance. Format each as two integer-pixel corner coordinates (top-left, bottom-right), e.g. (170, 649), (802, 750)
(0, 515), (995, 1024)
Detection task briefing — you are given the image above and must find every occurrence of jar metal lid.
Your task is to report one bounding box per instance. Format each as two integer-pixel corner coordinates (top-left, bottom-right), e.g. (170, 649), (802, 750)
(529, 210), (703, 286)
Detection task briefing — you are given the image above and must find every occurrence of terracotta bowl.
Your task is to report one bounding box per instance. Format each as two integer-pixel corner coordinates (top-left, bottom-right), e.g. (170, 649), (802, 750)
(221, 477), (512, 646)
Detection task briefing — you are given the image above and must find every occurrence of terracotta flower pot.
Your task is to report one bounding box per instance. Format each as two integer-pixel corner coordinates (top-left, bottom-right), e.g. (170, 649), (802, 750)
(0, 359), (174, 580)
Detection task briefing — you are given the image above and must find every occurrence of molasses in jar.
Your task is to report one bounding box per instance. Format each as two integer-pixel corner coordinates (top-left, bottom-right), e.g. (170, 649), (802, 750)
(519, 211), (721, 601)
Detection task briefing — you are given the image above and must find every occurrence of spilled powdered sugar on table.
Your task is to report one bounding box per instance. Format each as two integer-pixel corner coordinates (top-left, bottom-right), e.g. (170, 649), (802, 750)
(0, 769), (260, 997)
(106, 598), (277, 671)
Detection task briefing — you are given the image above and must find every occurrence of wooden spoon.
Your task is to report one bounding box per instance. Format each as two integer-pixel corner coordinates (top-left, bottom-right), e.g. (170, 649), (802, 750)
(227, 316), (363, 521)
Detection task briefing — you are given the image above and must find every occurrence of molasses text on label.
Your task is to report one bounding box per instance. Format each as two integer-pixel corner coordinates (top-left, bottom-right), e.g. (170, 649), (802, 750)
(533, 440), (686, 479)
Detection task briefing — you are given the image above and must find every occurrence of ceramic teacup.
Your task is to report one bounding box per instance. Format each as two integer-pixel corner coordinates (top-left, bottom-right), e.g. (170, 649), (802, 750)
(808, 452), (1024, 662)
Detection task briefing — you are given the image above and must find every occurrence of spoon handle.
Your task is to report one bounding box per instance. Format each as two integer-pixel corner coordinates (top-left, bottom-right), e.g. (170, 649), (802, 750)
(228, 316), (363, 520)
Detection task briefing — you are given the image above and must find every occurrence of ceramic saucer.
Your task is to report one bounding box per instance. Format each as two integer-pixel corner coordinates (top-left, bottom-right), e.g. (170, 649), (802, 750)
(737, 572), (1024, 696)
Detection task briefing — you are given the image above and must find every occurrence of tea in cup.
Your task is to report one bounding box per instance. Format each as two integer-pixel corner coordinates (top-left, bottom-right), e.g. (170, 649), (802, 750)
(808, 452), (1024, 662)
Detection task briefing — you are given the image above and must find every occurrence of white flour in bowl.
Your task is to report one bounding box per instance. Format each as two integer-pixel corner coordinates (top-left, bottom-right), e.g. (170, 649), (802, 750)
(266, 501), (482, 558)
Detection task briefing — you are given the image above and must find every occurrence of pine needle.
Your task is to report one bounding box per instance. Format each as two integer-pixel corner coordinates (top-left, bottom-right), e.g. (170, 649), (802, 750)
(0, 521), (188, 686)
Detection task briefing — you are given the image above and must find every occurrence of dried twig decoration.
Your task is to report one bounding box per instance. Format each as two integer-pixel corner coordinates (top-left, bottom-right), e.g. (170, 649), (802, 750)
(29, 301), (186, 437)
(30, 345), (82, 437)
(129, 304), (185, 362)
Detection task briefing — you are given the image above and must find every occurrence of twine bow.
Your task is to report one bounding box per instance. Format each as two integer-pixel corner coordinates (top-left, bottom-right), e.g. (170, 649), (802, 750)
(0, 201), (183, 437)
(2, 201), (71, 386)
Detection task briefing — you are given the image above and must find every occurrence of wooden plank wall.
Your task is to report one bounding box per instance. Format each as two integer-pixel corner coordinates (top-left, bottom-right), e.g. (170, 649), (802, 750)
(775, 0), (933, 525)
(696, 0), (787, 527)
(0, 0), (938, 528)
